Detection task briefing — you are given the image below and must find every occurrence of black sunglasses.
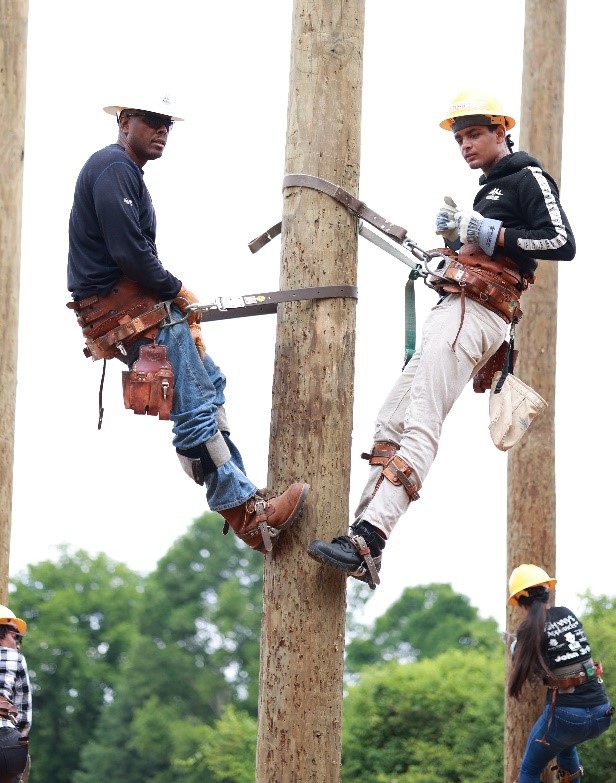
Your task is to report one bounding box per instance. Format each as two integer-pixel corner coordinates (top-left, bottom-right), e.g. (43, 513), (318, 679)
(7, 629), (23, 643)
(122, 112), (174, 131)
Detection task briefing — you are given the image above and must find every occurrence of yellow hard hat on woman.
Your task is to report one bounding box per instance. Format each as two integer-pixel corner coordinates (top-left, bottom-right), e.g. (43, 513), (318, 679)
(440, 89), (516, 132)
(0, 604), (27, 634)
(508, 564), (557, 606)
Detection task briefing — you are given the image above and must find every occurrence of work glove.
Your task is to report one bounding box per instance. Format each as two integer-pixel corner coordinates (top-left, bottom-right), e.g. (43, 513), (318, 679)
(455, 210), (503, 256)
(174, 285), (201, 324)
(435, 196), (460, 242)
(190, 322), (206, 360)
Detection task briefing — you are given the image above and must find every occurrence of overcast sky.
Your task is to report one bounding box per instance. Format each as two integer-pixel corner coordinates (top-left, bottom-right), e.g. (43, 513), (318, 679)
(9, 0), (613, 631)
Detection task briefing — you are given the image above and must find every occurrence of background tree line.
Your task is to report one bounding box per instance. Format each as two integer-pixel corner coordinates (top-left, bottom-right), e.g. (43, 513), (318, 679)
(10, 512), (616, 783)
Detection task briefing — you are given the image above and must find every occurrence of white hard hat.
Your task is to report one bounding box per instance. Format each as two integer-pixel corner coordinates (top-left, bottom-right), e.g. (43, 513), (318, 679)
(103, 92), (184, 121)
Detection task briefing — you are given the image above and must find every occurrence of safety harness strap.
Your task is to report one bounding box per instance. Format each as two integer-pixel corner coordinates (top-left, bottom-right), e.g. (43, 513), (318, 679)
(248, 174), (409, 254)
(196, 285), (359, 321)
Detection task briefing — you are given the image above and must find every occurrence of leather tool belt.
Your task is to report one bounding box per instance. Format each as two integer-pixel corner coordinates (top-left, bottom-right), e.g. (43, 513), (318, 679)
(543, 659), (603, 690)
(66, 277), (168, 361)
(429, 244), (532, 324)
(0, 695), (18, 724)
(122, 343), (174, 420)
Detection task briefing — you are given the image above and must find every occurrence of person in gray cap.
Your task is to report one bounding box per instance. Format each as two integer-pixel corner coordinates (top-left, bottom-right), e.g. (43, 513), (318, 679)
(67, 93), (309, 553)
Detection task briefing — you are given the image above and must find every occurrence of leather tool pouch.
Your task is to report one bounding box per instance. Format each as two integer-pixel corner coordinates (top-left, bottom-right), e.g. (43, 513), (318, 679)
(0, 695), (18, 723)
(122, 344), (174, 420)
(473, 340), (519, 393)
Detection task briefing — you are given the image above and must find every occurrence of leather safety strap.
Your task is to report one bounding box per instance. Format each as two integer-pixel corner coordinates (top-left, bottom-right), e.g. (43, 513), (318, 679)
(248, 174), (408, 254)
(198, 285), (358, 322)
(361, 440), (399, 466)
(350, 535), (381, 588)
(382, 454), (421, 502)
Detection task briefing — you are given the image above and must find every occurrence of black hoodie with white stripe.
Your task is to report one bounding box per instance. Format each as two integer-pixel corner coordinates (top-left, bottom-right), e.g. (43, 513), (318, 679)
(474, 150), (576, 276)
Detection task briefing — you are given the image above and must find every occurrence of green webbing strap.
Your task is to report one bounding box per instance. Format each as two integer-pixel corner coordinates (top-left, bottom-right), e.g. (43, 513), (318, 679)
(403, 267), (423, 369)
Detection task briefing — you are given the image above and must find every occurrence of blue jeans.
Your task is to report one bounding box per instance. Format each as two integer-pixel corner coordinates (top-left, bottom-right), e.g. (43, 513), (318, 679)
(518, 702), (612, 782)
(155, 308), (257, 512)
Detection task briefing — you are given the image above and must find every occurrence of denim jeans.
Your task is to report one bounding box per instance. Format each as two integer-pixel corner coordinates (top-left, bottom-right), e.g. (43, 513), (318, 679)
(0, 727), (28, 778)
(518, 702), (612, 782)
(155, 307), (257, 512)
(356, 294), (507, 537)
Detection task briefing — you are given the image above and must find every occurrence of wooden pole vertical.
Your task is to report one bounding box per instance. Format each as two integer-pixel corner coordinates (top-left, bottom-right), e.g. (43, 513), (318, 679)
(256, 1), (364, 781)
(505, 2), (567, 781)
(0, 0), (29, 604)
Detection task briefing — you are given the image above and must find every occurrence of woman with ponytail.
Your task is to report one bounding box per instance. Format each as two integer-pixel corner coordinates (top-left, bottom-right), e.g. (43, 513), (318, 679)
(508, 564), (613, 782)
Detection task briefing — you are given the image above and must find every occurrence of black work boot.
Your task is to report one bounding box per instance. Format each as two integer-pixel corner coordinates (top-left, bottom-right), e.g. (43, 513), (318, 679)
(307, 520), (385, 589)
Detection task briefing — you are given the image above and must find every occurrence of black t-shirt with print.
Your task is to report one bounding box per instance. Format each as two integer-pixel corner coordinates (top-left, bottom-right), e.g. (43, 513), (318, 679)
(542, 606), (609, 707)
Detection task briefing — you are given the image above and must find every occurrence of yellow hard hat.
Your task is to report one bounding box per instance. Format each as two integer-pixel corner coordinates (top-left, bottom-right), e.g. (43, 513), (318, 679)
(103, 92), (184, 122)
(440, 89), (516, 132)
(0, 604), (27, 635)
(508, 564), (557, 606)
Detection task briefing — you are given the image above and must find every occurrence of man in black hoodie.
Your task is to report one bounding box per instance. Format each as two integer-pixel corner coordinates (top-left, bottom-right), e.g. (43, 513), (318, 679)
(308, 90), (575, 588)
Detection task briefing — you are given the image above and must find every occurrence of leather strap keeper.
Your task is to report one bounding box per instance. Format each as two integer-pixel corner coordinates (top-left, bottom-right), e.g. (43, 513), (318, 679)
(361, 440), (399, 466)
(67, 277), (168, 360)
(382, 454), (420, 501)
(122, 343), (174, 420)
(544, 660), (603, 690)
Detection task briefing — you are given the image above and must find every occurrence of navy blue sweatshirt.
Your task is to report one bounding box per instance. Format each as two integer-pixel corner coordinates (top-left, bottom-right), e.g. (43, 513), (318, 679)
(473, 151), (576, 276)
(67, 144), (182, 300)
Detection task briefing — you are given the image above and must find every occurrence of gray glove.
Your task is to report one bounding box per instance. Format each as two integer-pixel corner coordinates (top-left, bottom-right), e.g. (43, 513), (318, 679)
(456, 210), (503, 256)
(435, 196), (459, 242)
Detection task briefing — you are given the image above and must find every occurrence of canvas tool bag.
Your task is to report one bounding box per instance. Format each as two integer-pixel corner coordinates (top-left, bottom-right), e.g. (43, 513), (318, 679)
(488, 372), (547, 451)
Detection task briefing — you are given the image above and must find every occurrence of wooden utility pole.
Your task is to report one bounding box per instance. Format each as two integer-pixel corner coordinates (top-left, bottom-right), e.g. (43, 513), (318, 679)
(0, 0), (29, 604)
(256, 1), (364, 781)
(505, 2), (567, 782)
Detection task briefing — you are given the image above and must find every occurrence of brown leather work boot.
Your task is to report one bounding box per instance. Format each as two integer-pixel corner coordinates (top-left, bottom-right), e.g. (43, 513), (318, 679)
(220, 482), (310, 553)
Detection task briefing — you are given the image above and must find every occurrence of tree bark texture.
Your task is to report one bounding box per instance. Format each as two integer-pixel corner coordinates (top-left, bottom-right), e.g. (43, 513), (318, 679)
(0, 0), (28, 604)
(505, 3), (567, 782)
(256, 1), (365, 781)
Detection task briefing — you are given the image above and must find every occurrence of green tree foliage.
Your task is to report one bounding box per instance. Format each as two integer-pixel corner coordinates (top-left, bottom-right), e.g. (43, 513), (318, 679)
(9, 547), (143, 783)
(345, 583), (501, 674)
(342, 650), (504, 783)
(172, 704), (257, 783)
(75, 511), (264, 783)
(13, 529), (616, 783)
